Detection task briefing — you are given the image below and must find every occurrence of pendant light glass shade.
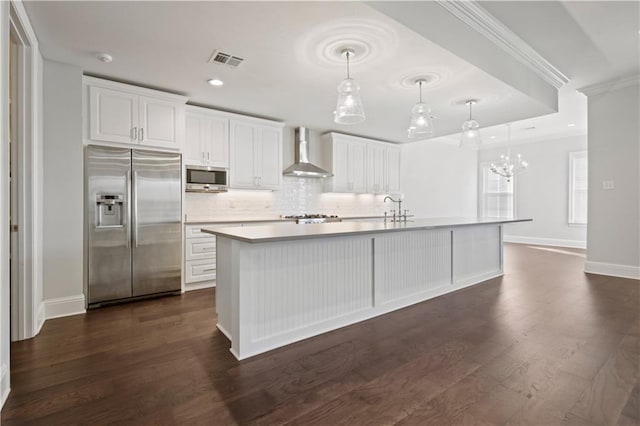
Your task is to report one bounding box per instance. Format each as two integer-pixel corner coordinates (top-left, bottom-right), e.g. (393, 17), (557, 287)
(334, 49), (365, 125)
(407, 80), (434, 139)
(460, 100), (482, 148)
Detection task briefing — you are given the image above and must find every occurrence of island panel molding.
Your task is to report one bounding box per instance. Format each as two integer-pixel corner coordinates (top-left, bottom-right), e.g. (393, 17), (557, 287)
(374, 229), (451, 304)
(207, 218), (530, 360)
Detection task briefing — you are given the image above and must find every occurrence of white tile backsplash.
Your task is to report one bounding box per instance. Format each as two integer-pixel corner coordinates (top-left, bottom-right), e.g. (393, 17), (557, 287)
(185, 177), (390, 221)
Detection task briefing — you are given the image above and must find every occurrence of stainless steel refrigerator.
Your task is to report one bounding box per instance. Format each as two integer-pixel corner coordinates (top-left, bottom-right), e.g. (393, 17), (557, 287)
(86, 145), (182, 307)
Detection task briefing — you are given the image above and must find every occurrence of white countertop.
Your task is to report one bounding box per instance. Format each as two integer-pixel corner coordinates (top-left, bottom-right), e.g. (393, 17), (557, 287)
(184, 215), (392, 224)
(202, 217), (532, 243)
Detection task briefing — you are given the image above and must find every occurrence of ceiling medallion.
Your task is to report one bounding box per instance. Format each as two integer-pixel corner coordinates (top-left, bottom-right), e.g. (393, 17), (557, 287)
(296, 19), (398, 68)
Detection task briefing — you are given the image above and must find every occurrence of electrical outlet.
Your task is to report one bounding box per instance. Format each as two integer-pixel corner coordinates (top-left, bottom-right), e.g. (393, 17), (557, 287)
(602, 180), (615, 190)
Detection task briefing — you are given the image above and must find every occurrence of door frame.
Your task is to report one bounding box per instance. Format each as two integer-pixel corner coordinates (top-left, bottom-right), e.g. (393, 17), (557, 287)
(7, 1), (43, 341)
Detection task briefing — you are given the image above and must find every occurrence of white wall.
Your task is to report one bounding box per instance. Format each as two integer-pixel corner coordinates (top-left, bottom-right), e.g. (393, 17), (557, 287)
(478, 135), (588, 248)
(584, 81), (640, 279)
(42, 59), (85, 314)
(401, 141), (478, 218)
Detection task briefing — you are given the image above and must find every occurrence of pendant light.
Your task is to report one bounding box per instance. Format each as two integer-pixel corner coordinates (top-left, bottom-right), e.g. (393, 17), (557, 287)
(407, 79), (435, 139)
(490, 123), (528, 182)
(334, 48), (365, 125)
(460, 100), (482, 148)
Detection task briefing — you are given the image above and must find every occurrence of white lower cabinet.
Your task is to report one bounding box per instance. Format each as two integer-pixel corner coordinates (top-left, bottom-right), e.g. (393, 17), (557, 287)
(185, 258), (217, 284)
(184, 224), (216, 289)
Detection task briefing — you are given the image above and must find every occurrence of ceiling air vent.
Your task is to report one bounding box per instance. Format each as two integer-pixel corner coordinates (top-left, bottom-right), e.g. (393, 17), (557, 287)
(208, 49), (244, 68)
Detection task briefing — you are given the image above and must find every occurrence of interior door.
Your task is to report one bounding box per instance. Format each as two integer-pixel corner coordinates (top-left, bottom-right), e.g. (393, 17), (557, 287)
(87, 145), (133, 304)
(131, 149), (182, 297)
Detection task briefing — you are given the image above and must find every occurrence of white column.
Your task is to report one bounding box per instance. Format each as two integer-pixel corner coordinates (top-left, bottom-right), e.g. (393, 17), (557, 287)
(580, 77), (640, 279)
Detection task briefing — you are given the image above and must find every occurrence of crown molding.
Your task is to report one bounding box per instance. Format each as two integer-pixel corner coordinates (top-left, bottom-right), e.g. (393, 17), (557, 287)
(577, 74), (640, 97)
(436, 0), (569, 89)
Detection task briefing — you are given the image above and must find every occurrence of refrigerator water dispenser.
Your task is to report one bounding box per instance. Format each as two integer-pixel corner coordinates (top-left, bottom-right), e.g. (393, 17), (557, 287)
(96, 194), (124, 227)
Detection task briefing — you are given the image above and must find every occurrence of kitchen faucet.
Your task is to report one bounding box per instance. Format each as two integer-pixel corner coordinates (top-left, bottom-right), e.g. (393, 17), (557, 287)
(384, 195), (404, 222)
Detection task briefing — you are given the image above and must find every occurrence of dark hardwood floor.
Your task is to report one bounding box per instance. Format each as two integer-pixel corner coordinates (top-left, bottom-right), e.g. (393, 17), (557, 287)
(2, 243), (639, 425)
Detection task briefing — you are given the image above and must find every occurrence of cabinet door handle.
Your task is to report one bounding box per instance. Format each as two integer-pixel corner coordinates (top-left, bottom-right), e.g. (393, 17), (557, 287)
(202, 152), (205, 163)
(207, 152), (210, 161)
(139, 128), (144, 141)
(132, 127), (137, 140)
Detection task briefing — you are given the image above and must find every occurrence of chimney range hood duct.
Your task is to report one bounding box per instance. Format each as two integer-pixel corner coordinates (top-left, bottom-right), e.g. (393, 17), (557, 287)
(283, 127), (333, 178)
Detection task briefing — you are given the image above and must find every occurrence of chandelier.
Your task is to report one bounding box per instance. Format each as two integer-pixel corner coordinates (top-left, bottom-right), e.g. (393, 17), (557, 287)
(490, 123), (528, 182)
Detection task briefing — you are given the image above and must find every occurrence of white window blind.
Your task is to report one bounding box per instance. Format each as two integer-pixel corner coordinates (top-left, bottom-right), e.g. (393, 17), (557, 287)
(479, 163), (514, 219)
(569, 151), (588, 225)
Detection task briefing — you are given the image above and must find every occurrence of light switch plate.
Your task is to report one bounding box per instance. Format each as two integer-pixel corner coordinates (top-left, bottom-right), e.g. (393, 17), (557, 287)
(602, 180), (615, 190)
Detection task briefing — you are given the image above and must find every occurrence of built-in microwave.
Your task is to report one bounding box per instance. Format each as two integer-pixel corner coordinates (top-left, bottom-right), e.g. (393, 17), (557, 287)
(185, 166), (228, 193)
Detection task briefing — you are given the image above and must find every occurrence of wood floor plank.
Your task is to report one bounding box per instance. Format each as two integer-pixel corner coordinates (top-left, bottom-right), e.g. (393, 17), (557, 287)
(2, 243), (638, 425)
(569, 334), (640, 424)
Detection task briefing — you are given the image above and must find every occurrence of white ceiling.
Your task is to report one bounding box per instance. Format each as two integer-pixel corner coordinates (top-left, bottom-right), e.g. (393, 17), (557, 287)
(23, 1), (638, 145)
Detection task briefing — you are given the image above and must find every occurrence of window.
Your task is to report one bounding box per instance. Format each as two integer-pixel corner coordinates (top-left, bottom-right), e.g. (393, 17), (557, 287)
(479, 162), (514, 218)
(569, 151), (588, 225)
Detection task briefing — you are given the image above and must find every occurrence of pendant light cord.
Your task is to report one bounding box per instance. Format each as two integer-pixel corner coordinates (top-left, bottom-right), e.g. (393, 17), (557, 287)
(419, 81), (423, 103)
(469, 102), (472, 120)
(346, 51), (351, 79)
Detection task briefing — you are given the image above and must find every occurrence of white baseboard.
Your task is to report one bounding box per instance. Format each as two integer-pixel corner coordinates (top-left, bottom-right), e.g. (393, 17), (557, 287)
(44, 294), (86, 319)
(504, 235), (586, 249)
(0, 363), (9, 410)
(185, 280), (216, 292)
(585, 261), (640, 280)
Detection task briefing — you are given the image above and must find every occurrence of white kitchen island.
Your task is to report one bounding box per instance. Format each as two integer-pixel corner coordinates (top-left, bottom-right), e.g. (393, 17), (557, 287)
(203, 217), (531, 360)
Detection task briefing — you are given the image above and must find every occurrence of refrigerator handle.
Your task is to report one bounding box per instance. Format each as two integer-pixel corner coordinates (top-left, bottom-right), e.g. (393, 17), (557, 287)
(126, 170), (132, 248)
(132, 170), (139, 248)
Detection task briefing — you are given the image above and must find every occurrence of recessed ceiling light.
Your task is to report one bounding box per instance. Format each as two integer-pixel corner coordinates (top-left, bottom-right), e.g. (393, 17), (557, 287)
(568, 123), (575, 127)
(207, 78), (224, 87)
(96, 53), (113, 63)
(489, 136), (496, 139)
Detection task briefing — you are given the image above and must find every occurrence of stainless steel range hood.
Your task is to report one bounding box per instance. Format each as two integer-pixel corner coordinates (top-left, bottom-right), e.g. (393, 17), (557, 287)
(283, 127), (333, 178)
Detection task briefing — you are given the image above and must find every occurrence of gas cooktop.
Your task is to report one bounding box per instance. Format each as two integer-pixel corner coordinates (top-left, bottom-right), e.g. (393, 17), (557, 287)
(283, 214), (341, 224)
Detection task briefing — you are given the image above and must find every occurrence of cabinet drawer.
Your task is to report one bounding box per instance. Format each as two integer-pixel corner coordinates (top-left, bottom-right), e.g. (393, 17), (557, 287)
(185, 259), (216, 283)
(185, 225), (215, 239)
(186, 238), (216, 261)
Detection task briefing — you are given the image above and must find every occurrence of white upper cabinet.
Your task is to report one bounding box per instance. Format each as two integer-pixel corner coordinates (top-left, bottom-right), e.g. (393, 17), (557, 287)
(366, 144), (385, 193)
(184, 106), (229, 168)
(324, 136), (367, 193)
(84, 77), (187, 150)
(229, 118), (283, 190)
(323, 133), (399, 194)
(89, 87), (138, 144)
(385, 145), (401, 194)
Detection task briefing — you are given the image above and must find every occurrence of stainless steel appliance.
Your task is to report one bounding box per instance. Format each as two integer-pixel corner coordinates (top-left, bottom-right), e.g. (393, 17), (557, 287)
(282, 127), (333, 178)
(185, 165), (228, 192)
(86, 145), (182, 307)
(283, 214), (342, 224)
